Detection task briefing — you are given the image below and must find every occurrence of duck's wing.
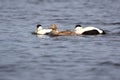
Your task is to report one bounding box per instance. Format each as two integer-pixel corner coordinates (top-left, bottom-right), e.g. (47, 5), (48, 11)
(84, 26), (103, 33)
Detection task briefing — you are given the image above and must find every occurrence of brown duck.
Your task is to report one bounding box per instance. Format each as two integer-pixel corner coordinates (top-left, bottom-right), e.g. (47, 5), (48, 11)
(48, 24), (76, 36)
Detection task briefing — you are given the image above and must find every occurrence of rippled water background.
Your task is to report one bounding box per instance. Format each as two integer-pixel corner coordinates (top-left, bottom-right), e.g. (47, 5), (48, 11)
(0, 0), (120, 80)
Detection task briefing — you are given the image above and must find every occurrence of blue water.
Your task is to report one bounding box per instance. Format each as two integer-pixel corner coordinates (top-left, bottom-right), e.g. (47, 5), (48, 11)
(0, 0), (120, 80)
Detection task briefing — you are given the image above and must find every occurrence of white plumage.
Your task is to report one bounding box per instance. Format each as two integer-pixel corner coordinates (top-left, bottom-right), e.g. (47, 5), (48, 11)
(74, 25), (106, 35)
(34, 24), (52, 35)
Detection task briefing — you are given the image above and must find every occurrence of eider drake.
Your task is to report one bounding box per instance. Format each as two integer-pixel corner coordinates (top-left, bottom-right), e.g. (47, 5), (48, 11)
(74, 25), (106, 35)
(33, 24), (52, 35)
(48, 24), (76, 36)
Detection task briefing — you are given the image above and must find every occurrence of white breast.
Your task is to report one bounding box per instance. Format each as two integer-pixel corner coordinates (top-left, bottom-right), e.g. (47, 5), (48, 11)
(36, 29), (52, 35)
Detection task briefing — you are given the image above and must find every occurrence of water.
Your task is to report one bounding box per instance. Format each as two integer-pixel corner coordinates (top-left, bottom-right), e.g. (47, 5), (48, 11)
(0, 0), (120, 80)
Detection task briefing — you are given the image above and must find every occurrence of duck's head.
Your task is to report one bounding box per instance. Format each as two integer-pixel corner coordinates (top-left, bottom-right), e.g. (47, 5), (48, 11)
(74, 24), (82, 30)
(74, 24), (83, 34)
(75, 24), (82, 28)
(49, 24), (57, 30)
(36, 24), (42, 28)
(35, 24), (42, 33)
(36, 24), (42, 30)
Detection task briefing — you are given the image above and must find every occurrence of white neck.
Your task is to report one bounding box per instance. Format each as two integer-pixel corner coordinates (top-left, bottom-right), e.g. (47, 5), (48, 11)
(74, 27), (83, 34)
(37, 26), (42, 31)
(35, 26), (42, 33)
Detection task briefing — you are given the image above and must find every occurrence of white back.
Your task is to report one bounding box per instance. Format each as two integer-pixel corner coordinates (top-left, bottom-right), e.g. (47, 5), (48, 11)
(74, 26), (103, 34)
(85, 26), (103, 33)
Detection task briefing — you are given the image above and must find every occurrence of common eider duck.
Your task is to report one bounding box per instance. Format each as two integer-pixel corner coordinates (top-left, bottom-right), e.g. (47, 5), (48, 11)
(33, 24), (52, 35)
(74, 25), (106, 35)
(48, 24), (76, 36)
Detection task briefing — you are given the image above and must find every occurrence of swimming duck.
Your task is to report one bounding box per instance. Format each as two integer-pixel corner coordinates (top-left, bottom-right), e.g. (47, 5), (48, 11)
(34, 24), (52, 35)
(74, 25), (106, 35)
(48, 24), (76, 36)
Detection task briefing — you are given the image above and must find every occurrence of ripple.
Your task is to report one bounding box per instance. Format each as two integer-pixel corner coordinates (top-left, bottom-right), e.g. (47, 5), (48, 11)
(112, 31), (120, 36)
(1, 0), (120, 80)
(102, 22), (120, 25)
(98, 61), (120, 68)
(0, 64), (17, 73)
(75, 21), (120, 26)
(27, 0), (45, 4)
(57, 45), (67, 48)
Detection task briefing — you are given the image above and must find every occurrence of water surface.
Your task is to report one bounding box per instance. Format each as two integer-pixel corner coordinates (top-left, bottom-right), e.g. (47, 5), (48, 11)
(0, 0), (120, 80)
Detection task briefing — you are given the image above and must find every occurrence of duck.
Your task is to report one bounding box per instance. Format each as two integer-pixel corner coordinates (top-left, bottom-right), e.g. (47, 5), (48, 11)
(33, 24), (52, 35)
(74, 25), (106, 35)
(48, 24), (76, 36)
